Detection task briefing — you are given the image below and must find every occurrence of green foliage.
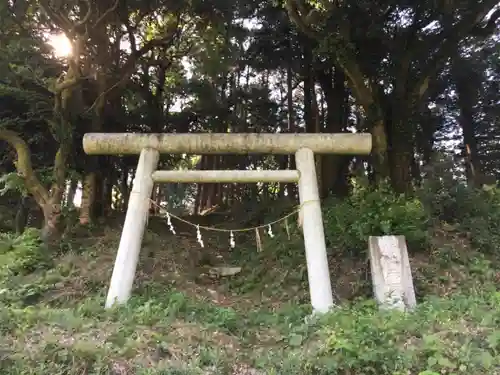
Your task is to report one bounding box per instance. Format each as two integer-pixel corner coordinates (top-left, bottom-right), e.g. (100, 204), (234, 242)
(0, 169), (57, 201)
(1, 197), (500, 374)
(0, 228), (52, 277)
(453, 187), (500, 254)
(8, 287), (500, 374)
(323, 182), (430, 256)
(0, 229), (55, 306)
(0, 281), (310, 374)
(0, 172), (28, 196)
(419, 157), (500, 254)
(320, 166), (500, 258)
(257, 289), (500, 374)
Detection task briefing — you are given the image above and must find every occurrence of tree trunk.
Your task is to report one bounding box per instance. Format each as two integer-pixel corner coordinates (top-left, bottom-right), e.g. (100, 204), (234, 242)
(102, 175), (113, 215)
(456, 86), (481, 186)
(417, 108), (436, 166)
(150, 184), (158, 215)
(41, 200), (62, 244)
(79, 173), (96, 225)
(15, 196), (29, 235)
(203, 155), (218, 211)
(450, 56), (483, 186)
(194, 182), (202, 214)
(368, 107), (390, 185)
(278, 155), (288, 198)
(88, 163), (109, 219)
(318, 66), (351, 198)
(410, 151), (421, 186)
(197, 155), (211, 213)
(155, 184), (162, 212)
(387, 108), (414, 194)
(302, 44), (324, 195)
(120, 165), (129, 211)
(214, 155), (223, 207)
(303, 44), (317, 133)
(463, 134), (481, 187)
(80, 65), (107, 224)
(0, 130), (67, 243)
(286, 62), (297, 199)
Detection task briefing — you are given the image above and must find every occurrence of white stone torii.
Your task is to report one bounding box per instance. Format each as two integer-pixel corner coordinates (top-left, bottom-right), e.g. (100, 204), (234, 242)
(83, 132), (372, 313)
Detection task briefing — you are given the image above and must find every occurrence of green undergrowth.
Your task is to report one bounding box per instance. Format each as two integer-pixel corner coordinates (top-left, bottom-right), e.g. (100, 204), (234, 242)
(0, 283), (500, 374)
(0, 241), (498, 373)
(323, 182), (431, 256)
(2, 177), (500, 373)
(223, 181), (500, 302)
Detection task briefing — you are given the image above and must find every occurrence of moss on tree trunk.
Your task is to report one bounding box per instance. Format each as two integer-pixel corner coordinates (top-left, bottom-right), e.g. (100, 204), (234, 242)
(0, 130), (67, 243)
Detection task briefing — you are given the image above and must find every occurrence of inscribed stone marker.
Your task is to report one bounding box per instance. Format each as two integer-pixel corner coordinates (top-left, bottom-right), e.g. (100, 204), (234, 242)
(368, 235), (416, 311)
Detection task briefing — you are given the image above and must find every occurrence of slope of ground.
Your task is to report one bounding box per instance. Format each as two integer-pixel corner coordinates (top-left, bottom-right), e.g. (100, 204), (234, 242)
(0, 201), (500, 374)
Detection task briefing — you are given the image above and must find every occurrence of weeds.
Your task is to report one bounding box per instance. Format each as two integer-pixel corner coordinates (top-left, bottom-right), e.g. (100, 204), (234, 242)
(3, 285), (497, 374)
(1, 180), (500, 374)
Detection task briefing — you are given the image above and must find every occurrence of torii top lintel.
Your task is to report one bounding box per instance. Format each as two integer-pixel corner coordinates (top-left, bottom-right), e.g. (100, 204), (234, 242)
(82, 132), (372, 155)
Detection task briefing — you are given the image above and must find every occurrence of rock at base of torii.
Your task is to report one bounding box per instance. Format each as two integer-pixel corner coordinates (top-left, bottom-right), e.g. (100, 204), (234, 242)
(368, 235), (417, 311)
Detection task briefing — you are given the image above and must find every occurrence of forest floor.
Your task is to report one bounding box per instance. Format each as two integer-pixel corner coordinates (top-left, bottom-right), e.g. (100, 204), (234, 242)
(1, 206), (500, 374)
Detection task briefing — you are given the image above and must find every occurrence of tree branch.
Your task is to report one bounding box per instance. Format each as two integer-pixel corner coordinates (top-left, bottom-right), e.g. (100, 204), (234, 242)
(75, 0), (93, 28)
(286, 0), (374, 110)
(52, 75), (90, 94)
(412, 2), (499, 99)
(93, 0), (120, 29)
(50, 143), (70, 202)
(38, 0), (73, 34)
(0, 129), (49, 205)
(393, 6), (427, 97)
(285, 0), (317, 39)
(125, 23), (138, 55)
(471, 7), (500, 36)
(85, 17), (183, 115)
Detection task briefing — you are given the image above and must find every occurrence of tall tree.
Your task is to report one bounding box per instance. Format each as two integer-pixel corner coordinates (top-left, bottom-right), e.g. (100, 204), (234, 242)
(286, 0), (500, 192)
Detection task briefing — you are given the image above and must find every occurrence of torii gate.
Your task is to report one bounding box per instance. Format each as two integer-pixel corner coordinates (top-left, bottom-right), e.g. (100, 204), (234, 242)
(83, 132), (372, 313)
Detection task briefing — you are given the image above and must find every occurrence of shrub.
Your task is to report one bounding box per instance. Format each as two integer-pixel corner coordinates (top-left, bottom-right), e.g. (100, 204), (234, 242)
(0, 228), (52, 277)
(458, 188), (500, 254)
(258, 288), (500, 375)
(323, 182), (430, 256)
(418, 155), (500, 254)
(0, 229), (55, 306)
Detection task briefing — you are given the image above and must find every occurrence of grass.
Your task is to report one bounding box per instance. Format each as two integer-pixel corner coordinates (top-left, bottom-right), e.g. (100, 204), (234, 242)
(2, 288), (500, 374)
(1, 210), (500, 374)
